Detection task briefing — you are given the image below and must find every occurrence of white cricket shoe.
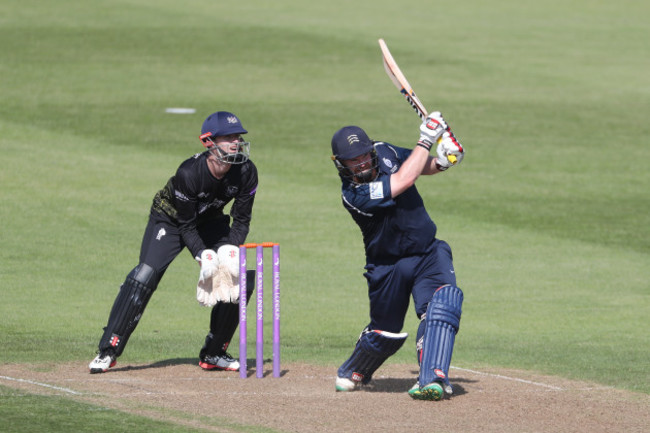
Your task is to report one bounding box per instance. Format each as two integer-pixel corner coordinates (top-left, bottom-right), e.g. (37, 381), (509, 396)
(89, 352), (116, 374)
(335, 376), (361, 392)
(199, 352), (240, 371)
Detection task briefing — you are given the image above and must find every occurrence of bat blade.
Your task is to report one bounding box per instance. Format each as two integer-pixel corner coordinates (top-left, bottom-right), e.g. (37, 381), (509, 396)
(378, 38), (458, 166)
(378, 38), (428, 119)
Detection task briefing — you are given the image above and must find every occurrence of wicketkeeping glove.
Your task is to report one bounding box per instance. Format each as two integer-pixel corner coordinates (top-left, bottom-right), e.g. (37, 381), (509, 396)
(215, 245), (240, 303)
(198, 249), (218, 282)
(418, 111), (448, 151)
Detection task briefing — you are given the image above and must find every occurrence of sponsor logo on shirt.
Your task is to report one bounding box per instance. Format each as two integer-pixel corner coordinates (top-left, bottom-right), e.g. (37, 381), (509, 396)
(369, 181), (384, 199)
(174, 190), (190, 201)
(198, 199), (226, 215)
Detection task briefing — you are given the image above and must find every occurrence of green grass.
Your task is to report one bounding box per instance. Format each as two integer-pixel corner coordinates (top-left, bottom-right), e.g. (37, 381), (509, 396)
(1, 0), (649, 431)
(0, 385), (205, 433)
(0, 385), (278, 433)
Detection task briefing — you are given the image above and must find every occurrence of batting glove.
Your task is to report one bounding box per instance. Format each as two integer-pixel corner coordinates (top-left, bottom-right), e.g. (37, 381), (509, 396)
(418, 111), (448, 151)
(435, 131), (464, 170)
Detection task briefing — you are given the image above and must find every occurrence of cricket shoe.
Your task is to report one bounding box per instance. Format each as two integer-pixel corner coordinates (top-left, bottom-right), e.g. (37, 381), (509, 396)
(89, 351), (117, 374)
(335, 376), (361, 392)
(199, 352), (240, 371)
(408, 381), (444, 401)
(442, 379), (454, 396)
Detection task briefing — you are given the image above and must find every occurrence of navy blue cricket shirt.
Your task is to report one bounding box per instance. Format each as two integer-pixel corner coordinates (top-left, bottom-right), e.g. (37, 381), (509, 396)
(339, 142), (437, 264)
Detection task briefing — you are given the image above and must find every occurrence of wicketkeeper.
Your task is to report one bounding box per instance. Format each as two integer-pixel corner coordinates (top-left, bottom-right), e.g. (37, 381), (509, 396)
(89, 111), (258, 373)
(330, 112), (465, 400)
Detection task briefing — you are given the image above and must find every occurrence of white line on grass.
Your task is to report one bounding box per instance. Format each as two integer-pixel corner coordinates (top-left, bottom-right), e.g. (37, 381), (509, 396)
(1, 367), (564, 395)
(0, 375), (82, 395)
(450, 366), (564, 390)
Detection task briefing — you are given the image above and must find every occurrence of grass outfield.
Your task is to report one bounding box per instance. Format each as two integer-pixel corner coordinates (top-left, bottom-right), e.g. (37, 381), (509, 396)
(1, 0), (649, 431)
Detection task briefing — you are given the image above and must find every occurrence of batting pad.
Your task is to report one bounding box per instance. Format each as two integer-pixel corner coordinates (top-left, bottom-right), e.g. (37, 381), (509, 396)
(338, 329), (408, 385)
(419, 285), (463, 387)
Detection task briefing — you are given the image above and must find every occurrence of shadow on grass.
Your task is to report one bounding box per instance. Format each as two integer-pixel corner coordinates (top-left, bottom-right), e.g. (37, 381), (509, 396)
(109, 357), (289, 378)
(109, 358), (197, 372)
(365, 370), (476, 396)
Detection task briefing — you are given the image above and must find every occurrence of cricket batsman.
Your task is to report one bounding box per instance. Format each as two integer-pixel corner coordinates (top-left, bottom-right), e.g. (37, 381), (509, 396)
(330, 112), (465, 400)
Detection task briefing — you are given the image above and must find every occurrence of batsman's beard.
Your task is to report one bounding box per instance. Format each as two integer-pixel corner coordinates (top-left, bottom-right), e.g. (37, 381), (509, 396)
(354, 168), (377, 184)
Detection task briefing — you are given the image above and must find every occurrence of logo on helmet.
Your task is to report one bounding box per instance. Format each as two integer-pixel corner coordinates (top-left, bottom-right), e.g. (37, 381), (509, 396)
(227, 116), (239, 124)
(346, 134), (361, 145)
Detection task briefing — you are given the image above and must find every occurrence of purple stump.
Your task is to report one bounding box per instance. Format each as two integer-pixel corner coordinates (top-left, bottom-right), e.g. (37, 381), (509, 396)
(238, 246), (247, 378)
(256, 245), (264, 378)
(272, 244), (281, 377)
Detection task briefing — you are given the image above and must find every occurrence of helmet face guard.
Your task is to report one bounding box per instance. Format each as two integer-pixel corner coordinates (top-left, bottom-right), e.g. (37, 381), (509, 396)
(200, 133), (250, 164)
(332, 150), (379, 184)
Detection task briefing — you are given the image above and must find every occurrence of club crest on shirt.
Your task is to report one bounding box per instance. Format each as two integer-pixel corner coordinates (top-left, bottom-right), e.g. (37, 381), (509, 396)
(369, 181), (384, 199)
(383, 157), (398, 173)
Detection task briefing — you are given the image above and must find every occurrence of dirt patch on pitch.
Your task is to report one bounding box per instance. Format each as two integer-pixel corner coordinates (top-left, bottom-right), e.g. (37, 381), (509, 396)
(1, 361), (649, 432)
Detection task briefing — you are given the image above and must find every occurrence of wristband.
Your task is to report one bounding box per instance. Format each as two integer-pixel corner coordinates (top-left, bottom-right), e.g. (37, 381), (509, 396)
(417, 140), (433, 151)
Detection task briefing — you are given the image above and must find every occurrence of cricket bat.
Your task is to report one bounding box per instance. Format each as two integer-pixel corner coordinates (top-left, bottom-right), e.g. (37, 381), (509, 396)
(378, 38), (457, 164)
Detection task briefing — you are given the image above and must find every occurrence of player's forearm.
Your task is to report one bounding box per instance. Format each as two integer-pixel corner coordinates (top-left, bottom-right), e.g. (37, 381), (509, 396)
(390, 145), (430, 197)
(228, 197), (254, 246)
(226, 221), (250, 247)
(180, 225), (207, 258)
(421, 156), (446, 175)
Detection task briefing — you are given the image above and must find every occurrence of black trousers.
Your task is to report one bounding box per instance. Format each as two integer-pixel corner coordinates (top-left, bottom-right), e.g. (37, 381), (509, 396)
(138, 212), (231, 285)
(97, 212), (232, 356)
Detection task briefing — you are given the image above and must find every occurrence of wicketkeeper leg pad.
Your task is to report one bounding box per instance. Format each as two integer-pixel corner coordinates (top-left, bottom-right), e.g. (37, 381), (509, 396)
(99, 263), (157, 357)
(418, 284), (463, 386)
(338, 328), (408, 385)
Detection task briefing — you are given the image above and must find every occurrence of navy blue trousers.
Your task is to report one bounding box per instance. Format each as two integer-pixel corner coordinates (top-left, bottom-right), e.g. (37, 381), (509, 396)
(363, 239), (456, 333)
